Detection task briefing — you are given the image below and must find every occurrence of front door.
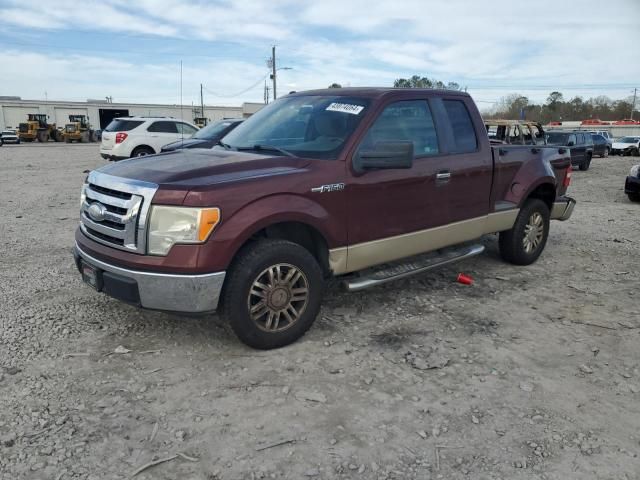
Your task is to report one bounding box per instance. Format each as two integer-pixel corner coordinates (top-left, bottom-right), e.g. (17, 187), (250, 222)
(345, 97), (491, 272)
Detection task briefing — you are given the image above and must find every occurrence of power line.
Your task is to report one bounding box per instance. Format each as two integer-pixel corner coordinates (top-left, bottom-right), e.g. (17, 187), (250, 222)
(202, 75), (268, 99)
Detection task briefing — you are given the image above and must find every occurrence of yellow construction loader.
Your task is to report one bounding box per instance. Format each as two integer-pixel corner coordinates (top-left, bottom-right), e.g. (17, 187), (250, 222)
(62, 115), (93, 143)
(17, 114), (63, 142)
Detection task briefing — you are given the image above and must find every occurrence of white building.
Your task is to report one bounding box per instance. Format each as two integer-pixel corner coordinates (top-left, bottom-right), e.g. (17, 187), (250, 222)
(0, 97), (264, 130)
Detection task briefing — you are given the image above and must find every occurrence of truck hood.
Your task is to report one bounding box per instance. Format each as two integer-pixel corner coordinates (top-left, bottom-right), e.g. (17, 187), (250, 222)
(97, 148), (310, 188)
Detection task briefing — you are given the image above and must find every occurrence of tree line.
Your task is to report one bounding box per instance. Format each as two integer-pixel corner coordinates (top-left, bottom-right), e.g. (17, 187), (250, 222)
(484, 92), (636, 123)
(327, 77), (635, 123)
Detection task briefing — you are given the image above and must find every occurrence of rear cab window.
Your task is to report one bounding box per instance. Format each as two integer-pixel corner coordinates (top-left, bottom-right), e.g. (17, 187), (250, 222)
(442, 100), (478, 153)
(104, 119), (144, 132)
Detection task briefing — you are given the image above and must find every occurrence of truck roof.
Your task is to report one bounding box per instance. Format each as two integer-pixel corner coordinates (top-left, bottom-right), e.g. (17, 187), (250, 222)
(288, 87), (471, 99)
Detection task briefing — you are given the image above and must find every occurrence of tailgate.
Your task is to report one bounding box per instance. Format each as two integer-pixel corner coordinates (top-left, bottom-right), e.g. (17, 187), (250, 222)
(542, 146), (572, 197)
(101, 131), (115, 149)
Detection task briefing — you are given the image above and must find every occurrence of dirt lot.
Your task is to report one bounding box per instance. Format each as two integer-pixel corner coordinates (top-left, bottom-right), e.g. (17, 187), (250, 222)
(0, 143), (639, 480)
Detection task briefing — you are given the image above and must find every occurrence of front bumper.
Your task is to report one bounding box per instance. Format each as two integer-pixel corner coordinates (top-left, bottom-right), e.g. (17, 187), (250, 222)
(550, 196), (576, 221)
(625, 176), (640, 195)
(73, 244), (225, 313)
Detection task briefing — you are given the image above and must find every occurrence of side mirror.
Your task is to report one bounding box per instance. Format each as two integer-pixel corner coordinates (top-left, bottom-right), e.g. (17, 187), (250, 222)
(567, 141), (574, 147)
(356, 141), (414, 171)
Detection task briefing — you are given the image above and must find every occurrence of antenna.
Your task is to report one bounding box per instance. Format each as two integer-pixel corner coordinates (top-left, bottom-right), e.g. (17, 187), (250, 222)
(180, 60), (184, 143)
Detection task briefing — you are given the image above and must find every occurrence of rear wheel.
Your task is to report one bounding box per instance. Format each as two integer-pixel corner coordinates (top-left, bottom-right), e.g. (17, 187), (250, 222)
(603, 147), (609, 158)
(220, 239), (324, 349)
(628, 193), (640, 202)
(579, 154), (591, 171)
(37, 131), (49, 142)
(131, 146), (154, 157)
(499, 199), (550, 266)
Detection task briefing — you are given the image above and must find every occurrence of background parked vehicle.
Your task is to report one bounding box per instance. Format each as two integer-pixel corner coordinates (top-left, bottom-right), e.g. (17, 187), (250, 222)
(625, 164), (640, 202)
(485, 120), (546, 145)
(546, 130), (594, 171)
(161, 118), (243, 152)
(591, 134), (610, 157)
(100, 117), (199, 160)
(0, 130), (20, 144)
(18, 114), (63, 142)
(589, 130), (613, 142)
(62, 115), (93, 143)
(611, 136), (640, 156)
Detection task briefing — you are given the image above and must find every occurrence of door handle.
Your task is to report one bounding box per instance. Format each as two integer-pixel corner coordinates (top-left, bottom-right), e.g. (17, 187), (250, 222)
(436, 171), (451, 181)
(499, 148), (508, 156)
(531, 147), (540, 153)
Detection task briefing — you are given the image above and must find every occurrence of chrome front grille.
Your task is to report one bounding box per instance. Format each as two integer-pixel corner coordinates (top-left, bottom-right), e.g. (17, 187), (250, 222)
(80, 171), (158, 254)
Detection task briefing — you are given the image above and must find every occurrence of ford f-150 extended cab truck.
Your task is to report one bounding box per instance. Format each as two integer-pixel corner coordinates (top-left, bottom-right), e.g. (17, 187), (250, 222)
(73, 88), (575, 349)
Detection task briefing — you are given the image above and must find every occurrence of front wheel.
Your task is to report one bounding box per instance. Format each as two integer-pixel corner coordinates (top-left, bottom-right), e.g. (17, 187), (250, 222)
(628, 193), (640, 202)
(220, 239), (324, 349)
(499, 199), (550, 266)
(603, 147), (609, 158)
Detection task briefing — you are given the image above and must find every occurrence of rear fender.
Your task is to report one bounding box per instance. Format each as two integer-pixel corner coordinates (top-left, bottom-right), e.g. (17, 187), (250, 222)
(502, 148), (562, 208)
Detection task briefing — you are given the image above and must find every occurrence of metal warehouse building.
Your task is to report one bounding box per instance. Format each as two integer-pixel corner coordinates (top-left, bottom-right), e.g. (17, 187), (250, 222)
(0, 97), (264, 131)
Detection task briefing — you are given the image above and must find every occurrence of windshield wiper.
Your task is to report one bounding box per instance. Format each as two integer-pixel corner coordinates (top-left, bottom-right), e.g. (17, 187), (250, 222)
(237, 144), (295, 157)
(215, 140), (232, 150)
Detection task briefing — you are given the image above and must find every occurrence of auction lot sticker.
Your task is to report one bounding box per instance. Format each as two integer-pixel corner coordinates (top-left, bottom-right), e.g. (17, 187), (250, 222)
(326, 103), (365, 115)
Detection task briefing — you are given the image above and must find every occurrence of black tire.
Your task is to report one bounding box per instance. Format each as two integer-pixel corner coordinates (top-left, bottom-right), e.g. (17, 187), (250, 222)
(579, 154), (591, 171)
(603, 147), (609, 158)
(499, 199), (550, 266)
(628, 193), (640, 202)
(220, 239), (324, 349)
(131, 146), (154, 157)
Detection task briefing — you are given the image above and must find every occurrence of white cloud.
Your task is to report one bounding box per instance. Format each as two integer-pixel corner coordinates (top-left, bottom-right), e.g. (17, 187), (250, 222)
(0, 0), (638, 104)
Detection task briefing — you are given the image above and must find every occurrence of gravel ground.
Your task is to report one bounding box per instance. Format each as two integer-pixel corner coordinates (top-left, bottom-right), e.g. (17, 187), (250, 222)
(1, 143), (639, 480)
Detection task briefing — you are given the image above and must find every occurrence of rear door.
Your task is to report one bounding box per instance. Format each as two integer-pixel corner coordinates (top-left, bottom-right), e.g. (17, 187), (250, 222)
(147, 121), (180, 152)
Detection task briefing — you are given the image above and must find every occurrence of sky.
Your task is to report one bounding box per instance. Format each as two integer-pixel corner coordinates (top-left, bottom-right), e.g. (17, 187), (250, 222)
(0, 0), (639, 110)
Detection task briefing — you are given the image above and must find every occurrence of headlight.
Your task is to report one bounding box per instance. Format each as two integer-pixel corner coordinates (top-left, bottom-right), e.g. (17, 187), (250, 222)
(148, 206), (220, 256)
(80, 184), (87, 208)
(630, 165), (640, 178)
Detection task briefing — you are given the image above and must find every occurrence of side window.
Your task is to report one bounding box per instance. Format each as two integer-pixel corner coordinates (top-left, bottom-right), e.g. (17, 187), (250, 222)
(358, 100), (439, 158)
(568, 134), (577, 145)
(177, 123), (198, 135)
(148, 121), (178, 133)
(577, 133), (584, 144)
(442, 100), (478, 153)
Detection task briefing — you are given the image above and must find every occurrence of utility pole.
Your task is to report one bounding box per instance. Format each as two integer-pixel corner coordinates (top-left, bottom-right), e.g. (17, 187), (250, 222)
(271, 45), (277, 100)
(631, 88), (637, 120)
(200, 83), (205, 119)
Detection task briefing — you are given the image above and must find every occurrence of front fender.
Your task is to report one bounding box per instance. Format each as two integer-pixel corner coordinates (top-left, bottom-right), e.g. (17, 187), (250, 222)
(197, 194), (342, 272)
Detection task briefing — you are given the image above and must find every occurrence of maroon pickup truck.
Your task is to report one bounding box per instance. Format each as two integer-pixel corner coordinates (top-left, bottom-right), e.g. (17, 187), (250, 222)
(74, 88), (575, 349)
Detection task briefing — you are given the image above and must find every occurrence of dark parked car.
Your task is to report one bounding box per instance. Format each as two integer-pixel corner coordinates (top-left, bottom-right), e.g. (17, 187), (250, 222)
(591, 134), (610, 158)
(625, 164), (640, 202)
(546, 131), (594, 171)
(160, 118), (243, 152)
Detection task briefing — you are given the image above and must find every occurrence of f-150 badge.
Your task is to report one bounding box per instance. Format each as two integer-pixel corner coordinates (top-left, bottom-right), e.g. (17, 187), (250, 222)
(311, 183), (345, 193)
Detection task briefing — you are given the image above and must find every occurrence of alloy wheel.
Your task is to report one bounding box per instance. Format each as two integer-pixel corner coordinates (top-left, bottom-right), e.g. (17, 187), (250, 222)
(523, 212), (544, 254)
(247, 263), (309, 332)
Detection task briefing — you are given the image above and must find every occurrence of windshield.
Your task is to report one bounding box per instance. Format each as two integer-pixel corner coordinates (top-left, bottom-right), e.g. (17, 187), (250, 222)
(221, 95), (371, 160)
(545, 132), (569, 145)
(617, 137), (639, 143)
(193, 120), (237, 139)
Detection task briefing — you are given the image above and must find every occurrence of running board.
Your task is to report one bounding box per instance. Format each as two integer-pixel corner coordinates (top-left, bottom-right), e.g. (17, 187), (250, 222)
(342, 244), (485, 292)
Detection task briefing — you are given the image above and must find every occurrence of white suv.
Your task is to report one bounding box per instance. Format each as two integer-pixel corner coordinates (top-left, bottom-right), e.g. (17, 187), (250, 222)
(100, 117), (199, 160)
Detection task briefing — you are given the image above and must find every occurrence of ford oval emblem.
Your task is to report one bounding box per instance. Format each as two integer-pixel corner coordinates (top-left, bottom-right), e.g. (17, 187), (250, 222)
(87, 202), (107, 222)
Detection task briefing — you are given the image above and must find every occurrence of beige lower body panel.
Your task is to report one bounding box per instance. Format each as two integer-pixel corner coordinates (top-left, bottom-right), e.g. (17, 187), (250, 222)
(329, 209), (519, 275)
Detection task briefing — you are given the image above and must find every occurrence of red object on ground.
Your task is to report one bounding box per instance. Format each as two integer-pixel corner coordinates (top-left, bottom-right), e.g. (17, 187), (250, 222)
(457, 273), (474, 285)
